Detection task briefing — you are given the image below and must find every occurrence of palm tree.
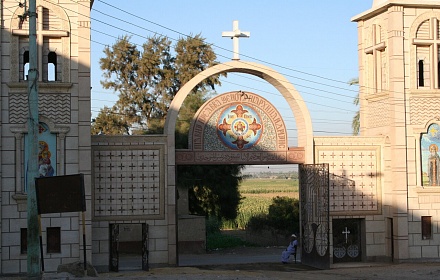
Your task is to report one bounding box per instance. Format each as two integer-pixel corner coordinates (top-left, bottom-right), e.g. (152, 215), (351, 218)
(349, 78), (360, 135)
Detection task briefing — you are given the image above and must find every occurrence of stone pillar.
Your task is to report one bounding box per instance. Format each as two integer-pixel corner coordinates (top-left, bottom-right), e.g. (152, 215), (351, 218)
(387, 5), (409, 260)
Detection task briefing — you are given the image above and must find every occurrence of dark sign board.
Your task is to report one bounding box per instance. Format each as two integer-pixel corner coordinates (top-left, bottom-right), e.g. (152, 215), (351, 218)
(35, 174), (86, 214)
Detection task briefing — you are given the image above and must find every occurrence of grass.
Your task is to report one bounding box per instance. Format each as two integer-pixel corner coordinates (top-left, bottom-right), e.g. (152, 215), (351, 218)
(240, 178), (299, 195)
(209, 177), (299, 249)
(221, 178), (299, 230)
(207, 231), (255, 250)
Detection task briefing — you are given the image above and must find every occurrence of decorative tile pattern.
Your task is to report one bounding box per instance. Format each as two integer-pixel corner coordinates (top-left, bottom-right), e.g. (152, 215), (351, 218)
(410, 97), (440, 125)
(317, 148), (380, 214)
(367, 98), (390, 128)
(93, 149), (161, 218)
(9, 93), (71, 123)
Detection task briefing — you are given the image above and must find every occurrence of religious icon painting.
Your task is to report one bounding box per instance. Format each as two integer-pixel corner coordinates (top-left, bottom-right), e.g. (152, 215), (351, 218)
(24, 122), (57, 191)
(421, 123), (440, 186)
(217, 104), (263, 150)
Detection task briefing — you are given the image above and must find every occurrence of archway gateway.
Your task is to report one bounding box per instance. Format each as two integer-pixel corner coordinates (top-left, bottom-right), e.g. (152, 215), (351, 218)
(165, 60), (314, 164)
(165, 60), (330, 268)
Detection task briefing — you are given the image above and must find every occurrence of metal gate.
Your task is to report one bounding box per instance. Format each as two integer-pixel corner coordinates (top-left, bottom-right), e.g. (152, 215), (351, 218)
(299, 163), (330, 269)
(109, 223), (149, 272)
(142, 223), (149, 271)
(109, 224), (119, 272)
(332, 219), (362, 263)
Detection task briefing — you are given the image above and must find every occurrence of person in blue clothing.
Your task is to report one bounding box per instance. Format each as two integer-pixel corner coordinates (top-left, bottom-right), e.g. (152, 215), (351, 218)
(281, 234), (298, 264)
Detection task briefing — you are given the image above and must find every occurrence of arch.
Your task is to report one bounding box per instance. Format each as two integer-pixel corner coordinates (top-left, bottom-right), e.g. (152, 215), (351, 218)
(165, 60), (314, 163)
(410, 11), (440, 90)
(9, 0), (71, 82)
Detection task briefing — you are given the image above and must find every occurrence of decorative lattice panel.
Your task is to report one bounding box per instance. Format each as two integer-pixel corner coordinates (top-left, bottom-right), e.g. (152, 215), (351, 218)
(317, 148), (380, 215)
(93, 149), (162, 219)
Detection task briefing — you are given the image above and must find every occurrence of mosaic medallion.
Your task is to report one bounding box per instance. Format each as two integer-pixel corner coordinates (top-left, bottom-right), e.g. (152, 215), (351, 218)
(334, 246), (346, 258)
(217, 104), (263, 150)
(347, 244), (359, 258)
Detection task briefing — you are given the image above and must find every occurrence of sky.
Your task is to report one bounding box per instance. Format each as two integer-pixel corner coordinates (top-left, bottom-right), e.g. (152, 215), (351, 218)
(89, 1), (374, 172)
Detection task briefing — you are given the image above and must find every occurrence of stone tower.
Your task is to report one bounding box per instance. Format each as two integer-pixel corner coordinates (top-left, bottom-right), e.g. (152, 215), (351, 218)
(353, 0), (440, 261)
(0, 0), (92, 274)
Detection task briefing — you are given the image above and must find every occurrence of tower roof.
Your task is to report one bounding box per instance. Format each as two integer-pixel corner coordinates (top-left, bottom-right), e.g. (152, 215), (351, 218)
(372, 0), (387, 7)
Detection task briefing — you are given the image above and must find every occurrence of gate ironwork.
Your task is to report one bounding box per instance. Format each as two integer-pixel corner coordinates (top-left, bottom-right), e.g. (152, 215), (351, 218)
(109, 224), (119, 272)
(142, 223), (149, 271)
(299, 163), (330, 269)
(109, 223), (149, 272)
(333, 219), (362, 263)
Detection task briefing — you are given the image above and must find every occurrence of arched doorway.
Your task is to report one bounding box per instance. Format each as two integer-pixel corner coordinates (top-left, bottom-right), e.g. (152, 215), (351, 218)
(164, 60), (330, 268)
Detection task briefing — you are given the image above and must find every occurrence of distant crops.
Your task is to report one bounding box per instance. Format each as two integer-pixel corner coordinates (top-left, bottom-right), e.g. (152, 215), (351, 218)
(222, 178), (299, 229)
(240, 178), (299, 194)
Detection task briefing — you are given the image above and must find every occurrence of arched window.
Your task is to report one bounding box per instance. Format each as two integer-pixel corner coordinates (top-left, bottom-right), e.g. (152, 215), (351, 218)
(418, 60), (424, 87)
(23, 51), (29, 80)
(48, 52), (57, 81)
(413, 16), (440, 89)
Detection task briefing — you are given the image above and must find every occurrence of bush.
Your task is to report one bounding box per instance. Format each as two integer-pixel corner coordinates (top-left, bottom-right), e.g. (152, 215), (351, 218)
(206, 216), (222, 234)
(206, 232), (255, 250)
(247, 196), (299, 235)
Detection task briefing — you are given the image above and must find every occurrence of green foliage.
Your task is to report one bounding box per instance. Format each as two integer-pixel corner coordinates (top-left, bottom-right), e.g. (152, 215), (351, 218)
(207, 232), (255, 250)
(206, 216), (222, 234)
(96, 32), (244, 227)
(246, 171), (298, 179)
(180, 165), (243, 220)
(91, 106), (130, 135)
(175, 91), (209, 148)
(349, 78), (360, 136)
(96, 34), (223, 134)
(219, 178), (299, 230)
(247, 196), (299, 235)
(239, 178), (299, 194)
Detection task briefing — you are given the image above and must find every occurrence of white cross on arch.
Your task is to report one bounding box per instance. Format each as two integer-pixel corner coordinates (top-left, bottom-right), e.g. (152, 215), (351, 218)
(222, 20), (250, 60)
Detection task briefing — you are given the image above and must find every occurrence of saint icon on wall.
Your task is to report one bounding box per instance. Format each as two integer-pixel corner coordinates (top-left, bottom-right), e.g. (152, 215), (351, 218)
(38, 140), (54, 177)
(25, 123), (56, 191)
(421, 123), (440, 186)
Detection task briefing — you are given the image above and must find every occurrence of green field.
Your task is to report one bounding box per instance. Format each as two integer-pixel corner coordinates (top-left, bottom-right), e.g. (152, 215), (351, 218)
(222, 178), (299, 229)
(240, 178), (299, 195)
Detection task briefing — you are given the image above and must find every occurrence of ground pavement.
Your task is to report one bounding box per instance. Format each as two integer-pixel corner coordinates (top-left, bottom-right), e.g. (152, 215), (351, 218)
(5, 247), (440, 279)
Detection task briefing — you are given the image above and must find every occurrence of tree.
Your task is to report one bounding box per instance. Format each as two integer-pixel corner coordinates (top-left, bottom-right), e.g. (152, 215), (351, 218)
(91, 106), (130, 135)
(97, 34), (224, 134)
(179, 164), (243, 220)
(175, 91), (243, 220)
(95, 34), (243, 220)
(349, 78), (360, 135)
(247, 196), (300, 235)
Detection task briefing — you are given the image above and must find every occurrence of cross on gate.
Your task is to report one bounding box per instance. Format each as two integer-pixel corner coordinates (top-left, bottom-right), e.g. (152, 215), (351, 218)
(342, 227), (351, 243)
(222, 20), (250, 60)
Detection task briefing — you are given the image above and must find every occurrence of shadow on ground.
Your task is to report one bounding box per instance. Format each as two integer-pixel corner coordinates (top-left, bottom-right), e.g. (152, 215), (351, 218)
(193, 262), (316, 272)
